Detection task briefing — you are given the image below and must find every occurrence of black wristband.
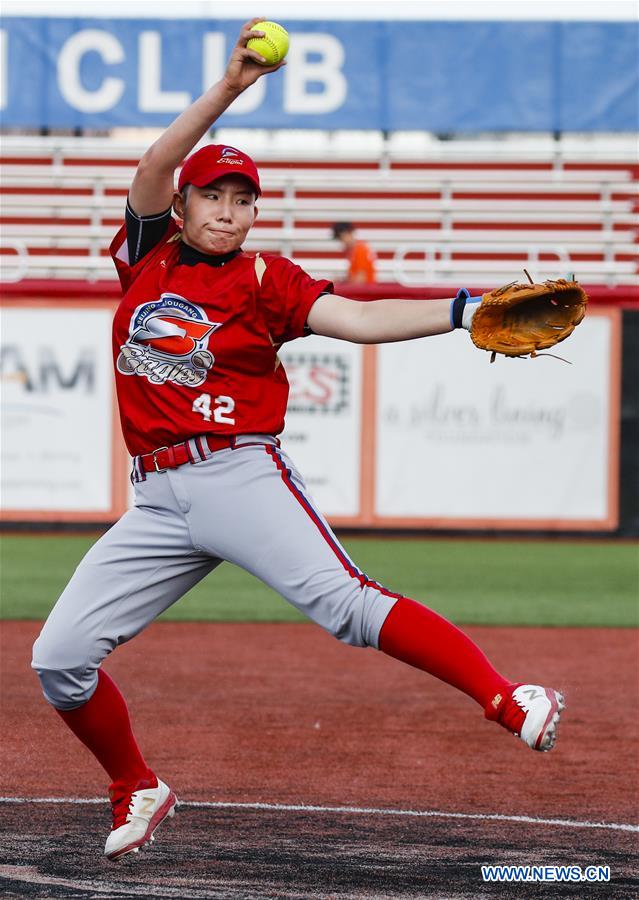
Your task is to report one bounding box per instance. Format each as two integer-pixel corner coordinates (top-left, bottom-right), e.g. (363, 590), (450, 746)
(451, 288), (470, 329)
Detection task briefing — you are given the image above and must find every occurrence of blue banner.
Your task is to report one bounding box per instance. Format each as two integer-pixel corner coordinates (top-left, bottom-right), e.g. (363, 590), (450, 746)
(1, 18), (637, 131)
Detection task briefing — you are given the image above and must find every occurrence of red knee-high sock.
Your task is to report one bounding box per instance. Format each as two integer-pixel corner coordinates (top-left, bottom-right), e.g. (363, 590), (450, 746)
(56, 668), (152, 785)
(378, 597), (509, 710)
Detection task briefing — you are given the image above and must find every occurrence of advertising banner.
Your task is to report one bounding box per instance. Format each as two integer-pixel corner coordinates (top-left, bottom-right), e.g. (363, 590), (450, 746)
(1, 18), (637, 131)
(0, 303), (120, 518)
(0, 300), (621, 530)
(279, 335), (362, 519)
(374, 310), (620, 528)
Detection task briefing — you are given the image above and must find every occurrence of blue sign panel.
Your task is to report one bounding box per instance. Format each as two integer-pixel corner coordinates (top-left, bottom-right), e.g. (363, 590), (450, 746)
(0, 18), (637, 131)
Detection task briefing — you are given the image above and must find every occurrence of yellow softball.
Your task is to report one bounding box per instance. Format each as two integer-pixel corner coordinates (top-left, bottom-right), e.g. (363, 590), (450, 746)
(247, 21), (289, 66)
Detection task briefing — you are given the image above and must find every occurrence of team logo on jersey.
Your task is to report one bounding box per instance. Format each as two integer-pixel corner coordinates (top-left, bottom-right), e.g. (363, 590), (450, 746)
(117, 294), (222, 387)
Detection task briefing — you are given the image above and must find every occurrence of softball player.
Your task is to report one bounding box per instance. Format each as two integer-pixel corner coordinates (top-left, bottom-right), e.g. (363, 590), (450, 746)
(32, 20), (564, 861)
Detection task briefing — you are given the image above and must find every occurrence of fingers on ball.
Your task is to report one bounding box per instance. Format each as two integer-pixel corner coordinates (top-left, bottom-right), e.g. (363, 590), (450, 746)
(240, 22), (265, 44)
(243, 17), (266, 30)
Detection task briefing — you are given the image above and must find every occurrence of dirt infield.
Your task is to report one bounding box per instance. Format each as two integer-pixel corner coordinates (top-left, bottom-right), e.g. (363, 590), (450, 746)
(1, 621), (637, 898)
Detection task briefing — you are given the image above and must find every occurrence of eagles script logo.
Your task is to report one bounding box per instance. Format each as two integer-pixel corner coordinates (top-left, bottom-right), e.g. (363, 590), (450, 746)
(117, 294), (222, 387)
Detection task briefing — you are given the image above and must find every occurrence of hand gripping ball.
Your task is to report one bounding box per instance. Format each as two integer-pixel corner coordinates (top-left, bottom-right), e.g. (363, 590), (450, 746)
(247, 21), (290, 66)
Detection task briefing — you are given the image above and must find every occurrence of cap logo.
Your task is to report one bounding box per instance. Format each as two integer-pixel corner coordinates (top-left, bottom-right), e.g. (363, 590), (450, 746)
(218, 146), (245, 165)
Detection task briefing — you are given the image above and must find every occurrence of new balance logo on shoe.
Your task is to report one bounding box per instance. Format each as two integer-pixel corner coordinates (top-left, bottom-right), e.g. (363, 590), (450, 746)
(139, 796), (156, 818)
(104, 777), (177, 860)
(486, 683), (565, 752)
(522, 688), (543, 702)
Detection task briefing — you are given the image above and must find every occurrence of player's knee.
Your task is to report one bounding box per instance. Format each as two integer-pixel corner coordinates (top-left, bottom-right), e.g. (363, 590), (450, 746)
(31, 636), (98, 710)
(331, 618), (366, 647)
(328, 584), (389, 649)
(32, 661), (98, 710)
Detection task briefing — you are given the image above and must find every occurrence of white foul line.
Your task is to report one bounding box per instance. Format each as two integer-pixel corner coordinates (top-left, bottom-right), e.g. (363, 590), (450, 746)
(0, 796), (636, 833)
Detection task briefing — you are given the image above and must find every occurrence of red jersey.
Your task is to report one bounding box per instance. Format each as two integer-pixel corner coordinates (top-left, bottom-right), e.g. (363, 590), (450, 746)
(110, 220), (332, 456)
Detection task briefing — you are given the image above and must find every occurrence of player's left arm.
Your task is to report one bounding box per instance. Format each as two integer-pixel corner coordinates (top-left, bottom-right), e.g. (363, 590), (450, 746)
(307, 293), (471, 343)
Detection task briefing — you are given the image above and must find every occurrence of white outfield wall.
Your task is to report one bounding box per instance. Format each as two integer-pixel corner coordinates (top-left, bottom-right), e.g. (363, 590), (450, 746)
(279, 337), (363, 519)
(1, 307), (113, 512)
(374, 314), (619, 528)
(0, 300), (129, 522)
(0, 300), (620, 530)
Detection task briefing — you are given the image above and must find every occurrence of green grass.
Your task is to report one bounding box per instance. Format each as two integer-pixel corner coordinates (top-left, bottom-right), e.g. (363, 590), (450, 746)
(1, 534), (637, 627)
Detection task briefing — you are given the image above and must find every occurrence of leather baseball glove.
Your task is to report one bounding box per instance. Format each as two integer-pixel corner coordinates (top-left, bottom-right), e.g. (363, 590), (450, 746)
(469, 276), (588, 361)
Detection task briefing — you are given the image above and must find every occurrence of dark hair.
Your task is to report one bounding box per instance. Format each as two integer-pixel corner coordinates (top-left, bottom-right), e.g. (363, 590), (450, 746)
(332, 221), (355, 239)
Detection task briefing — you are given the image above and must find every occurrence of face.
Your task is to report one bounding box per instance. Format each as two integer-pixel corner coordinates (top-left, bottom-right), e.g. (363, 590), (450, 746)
(174, 175), (258, 255)
(336, 230), (355, 249)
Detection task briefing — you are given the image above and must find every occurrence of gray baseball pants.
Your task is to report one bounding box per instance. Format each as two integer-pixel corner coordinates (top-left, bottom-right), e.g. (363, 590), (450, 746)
(32, 436), (399, 710)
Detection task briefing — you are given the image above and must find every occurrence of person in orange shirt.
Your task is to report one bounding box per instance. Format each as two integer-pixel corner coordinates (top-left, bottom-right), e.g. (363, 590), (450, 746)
(332, 222), (377, 283)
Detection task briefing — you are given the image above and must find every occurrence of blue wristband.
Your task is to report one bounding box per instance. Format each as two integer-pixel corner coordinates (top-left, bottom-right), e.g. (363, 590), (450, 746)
(450, 289), (483, 329)
(451, 289), (469, 329)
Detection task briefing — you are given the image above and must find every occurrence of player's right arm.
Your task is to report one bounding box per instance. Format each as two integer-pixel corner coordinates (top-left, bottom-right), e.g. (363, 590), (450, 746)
(128, 19), (285, 216)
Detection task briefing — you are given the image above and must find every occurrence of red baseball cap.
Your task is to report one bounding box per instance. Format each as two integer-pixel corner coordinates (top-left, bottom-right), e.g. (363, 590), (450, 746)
(177, 145), (261, 196)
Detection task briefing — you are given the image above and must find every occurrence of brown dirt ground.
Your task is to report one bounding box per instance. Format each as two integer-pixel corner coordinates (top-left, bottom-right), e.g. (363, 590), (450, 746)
(0, 621), (637, 899)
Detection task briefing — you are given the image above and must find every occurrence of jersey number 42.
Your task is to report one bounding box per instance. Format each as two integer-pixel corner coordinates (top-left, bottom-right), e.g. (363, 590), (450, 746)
(192, 393), (235, 425)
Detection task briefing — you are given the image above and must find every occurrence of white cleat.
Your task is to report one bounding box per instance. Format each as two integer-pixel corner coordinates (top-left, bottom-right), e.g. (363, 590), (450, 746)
(104, 777), (177, 861)
(487, 683), (565, 752)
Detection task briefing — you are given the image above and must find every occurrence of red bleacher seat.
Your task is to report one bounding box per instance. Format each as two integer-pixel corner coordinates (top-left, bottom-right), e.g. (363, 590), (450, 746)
(1, 139), (637, 286)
